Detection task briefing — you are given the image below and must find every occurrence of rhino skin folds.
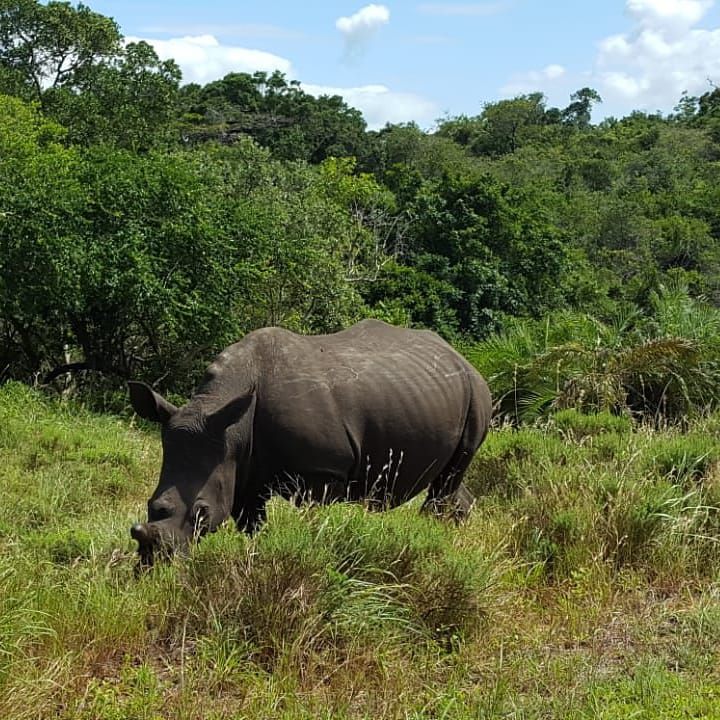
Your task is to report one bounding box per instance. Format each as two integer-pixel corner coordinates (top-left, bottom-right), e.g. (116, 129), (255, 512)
(128, 319), (492, 564)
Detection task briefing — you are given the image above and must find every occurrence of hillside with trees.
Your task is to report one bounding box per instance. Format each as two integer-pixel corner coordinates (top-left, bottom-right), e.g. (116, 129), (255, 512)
(2, 1), (720, 421)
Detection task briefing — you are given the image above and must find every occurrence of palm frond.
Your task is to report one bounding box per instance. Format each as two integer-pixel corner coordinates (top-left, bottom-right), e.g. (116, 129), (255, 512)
(466, 283), (720, 423)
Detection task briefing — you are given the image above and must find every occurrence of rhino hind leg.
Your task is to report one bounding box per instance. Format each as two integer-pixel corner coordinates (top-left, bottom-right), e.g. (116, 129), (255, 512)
(421, 470), (476, 523)
(420, 428), (478, 521)
(421, 397), (485, 523)
(449, 481), (476, 522)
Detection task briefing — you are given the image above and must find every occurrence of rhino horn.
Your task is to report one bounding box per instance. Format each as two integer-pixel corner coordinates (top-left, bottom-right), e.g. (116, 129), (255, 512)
(130, 522), (152, 545)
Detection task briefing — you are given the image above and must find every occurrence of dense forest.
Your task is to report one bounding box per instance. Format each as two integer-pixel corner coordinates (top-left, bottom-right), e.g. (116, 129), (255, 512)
(2, 0), (720, 420)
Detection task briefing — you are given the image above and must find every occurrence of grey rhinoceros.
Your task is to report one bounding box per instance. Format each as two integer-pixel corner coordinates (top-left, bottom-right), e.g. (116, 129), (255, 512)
(128, 319), (492, 564)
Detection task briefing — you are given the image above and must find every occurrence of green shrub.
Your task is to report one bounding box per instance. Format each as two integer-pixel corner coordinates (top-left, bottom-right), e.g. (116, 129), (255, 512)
(467, 283), (720, 423)
(597, 477), (688, 569)
(465, 427), (573, 498)
(550, 408), (633, 438)
(76, 662), (166, 720)
(644, 435), (720, 486)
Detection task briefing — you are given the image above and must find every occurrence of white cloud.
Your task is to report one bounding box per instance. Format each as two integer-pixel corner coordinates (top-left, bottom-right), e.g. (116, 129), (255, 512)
(594, 0), (720, 112)
(335, 4), (390, 59)
(129, 34), (437, 130)
(627, 0), (712, 29)
(498, 0), (720, 117)
(127, 34), (292, 84)
(500, 64), (566, 96)
(304, 83), (438, 130)
(544, 64), (566, 80)
(602, 71), (645, 99)
(417, 2), (509, 16)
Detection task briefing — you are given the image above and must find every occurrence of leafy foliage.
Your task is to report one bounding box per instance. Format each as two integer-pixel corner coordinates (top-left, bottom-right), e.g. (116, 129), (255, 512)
(179, 70), (368, 163)
(0, 103), (371, 389)
(1, 0), (720, 418)
(468, 282), (720, 422)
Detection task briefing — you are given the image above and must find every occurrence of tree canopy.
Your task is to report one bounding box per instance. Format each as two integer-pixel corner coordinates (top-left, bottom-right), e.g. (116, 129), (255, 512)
(2, 0), (720, 413)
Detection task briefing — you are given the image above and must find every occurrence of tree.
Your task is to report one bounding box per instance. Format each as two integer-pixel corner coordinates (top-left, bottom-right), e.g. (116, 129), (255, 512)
(698, 85), (720, 119)
(45, 40), (181, 149)
(562, 87), (602, 129)
(401, 170), (570, 335)
(0, 1), (181, 149)
(0, 0), (121, 104)
(672, 91), (699, 123)
(361, 122), (473, 185)
(0, 99), (376, 388)
(437, 93), (556, 156)
(0, 95), (81, 377)
(179, 71), (367, 163)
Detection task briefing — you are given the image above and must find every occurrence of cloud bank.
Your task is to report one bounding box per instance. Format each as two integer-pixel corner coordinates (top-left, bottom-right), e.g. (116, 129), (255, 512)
(305, 83), (438, 130)
(498, 0), (720, 118)
(596, 0), (720, 112)
(130, 33), (436, 129)
(626, 0), (712, 30)
(335, 4), (390, 60)
(126, 34), (292, 84)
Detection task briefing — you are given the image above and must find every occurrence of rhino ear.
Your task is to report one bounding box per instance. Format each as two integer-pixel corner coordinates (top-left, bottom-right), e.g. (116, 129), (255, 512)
(205, 393), (255, 437)
(128, 381), (178, 424)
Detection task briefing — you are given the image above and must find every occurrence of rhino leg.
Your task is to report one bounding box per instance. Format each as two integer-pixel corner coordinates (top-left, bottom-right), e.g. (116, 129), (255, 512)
(421, 473), (476, 523)
(450, 482), (476, 521)
(421, 396), (485, 522)
(234, 497), (268, 535)
(421, 436), (476, 520)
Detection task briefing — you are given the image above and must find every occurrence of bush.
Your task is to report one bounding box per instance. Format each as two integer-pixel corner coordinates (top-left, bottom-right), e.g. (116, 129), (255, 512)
(645, 435), (720, 486)
(166, 502), (497, 668)
(550, 409), (632, 438)
(466, 282), (720, 423)
(0, 102), (375, 393)
(465, 427), (573, 498)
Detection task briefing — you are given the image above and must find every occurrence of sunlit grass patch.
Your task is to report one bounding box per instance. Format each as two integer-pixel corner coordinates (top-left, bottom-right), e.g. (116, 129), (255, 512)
(643, 434), (720, 486)
(1, 382), (720, 718)
(580, 661), (720, 719)
(550, 408), (633, 439)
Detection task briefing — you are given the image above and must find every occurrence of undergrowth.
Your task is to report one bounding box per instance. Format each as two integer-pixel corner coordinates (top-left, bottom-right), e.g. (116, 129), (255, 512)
(1, 381), (719, 718)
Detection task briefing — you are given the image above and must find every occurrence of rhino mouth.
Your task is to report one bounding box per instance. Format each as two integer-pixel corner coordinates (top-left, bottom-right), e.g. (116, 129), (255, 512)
(130, 522), (172, 568)
(131, 518), (205, 568)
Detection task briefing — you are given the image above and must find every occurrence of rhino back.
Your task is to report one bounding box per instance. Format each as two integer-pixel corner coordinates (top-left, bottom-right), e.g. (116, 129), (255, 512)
(245, 320), (486, 498)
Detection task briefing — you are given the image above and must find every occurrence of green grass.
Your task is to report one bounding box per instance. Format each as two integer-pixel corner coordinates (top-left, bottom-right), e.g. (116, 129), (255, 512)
(1, 380), (720, 718)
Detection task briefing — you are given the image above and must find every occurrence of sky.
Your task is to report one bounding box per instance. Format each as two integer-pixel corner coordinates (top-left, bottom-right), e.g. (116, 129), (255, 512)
(87, 0), (720, 130)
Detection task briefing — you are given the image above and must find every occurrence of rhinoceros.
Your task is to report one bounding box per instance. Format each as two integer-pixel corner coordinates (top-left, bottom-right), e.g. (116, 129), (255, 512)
(128, 319), (492, 564)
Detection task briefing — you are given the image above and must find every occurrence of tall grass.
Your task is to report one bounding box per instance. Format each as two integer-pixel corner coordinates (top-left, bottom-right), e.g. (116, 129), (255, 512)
(0, 381), (719, 718)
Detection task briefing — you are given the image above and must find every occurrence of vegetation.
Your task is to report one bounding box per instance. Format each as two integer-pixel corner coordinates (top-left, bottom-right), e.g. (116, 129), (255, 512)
(0, 0), (719, 407)
(1, 382), (720, 718)
(2, 0), (720, 716)
(468, 280), (720, 423)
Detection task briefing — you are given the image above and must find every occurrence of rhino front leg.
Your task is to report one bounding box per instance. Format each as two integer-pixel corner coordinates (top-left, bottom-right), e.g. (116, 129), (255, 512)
(234, 497), (268, 535)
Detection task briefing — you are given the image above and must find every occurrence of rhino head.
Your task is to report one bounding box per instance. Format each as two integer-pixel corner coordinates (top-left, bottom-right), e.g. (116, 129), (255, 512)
(128, 381), (251, 566)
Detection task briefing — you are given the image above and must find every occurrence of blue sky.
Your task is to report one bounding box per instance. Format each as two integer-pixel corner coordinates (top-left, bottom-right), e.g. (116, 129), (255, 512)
(89, 0), (720, 129)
